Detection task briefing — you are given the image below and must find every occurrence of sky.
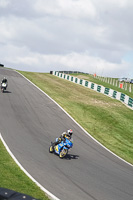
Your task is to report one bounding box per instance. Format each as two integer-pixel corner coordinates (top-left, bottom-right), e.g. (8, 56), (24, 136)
(0, 0), (133, 78)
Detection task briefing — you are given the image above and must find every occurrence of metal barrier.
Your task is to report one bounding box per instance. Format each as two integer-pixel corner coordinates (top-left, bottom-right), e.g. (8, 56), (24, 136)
(53, 71), (133, 109)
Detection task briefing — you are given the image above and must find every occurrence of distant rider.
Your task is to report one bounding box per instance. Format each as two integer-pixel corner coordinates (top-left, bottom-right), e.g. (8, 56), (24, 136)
(1, 77), (8, 89)
(52, 129), (73, 147)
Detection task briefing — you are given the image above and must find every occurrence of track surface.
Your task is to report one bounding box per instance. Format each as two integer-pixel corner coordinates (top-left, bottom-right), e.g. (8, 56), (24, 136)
(0, 68), (133, 200)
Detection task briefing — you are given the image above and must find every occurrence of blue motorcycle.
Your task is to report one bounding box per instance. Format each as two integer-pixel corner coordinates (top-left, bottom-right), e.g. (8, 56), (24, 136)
(49, 138), (73, 158)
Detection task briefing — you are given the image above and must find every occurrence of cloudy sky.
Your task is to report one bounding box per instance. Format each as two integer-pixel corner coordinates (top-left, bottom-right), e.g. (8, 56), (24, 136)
(0, 0), (133, 77)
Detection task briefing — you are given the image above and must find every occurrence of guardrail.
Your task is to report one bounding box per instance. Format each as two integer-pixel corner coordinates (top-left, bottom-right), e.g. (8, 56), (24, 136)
(52, 71), (133, 109)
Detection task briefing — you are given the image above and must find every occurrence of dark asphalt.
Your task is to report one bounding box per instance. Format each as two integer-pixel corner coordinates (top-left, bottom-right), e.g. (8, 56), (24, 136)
(0, 67), (133, 200)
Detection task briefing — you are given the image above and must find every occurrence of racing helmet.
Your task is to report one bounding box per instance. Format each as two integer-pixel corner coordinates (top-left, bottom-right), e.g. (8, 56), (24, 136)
(67, 129), (73, 137)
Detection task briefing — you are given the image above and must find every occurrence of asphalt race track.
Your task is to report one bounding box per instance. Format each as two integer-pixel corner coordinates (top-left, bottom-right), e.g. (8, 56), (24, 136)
(0, 67), (133, 200)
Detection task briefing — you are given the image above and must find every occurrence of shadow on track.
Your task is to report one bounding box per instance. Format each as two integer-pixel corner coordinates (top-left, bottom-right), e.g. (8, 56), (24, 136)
(64, 154), (79, 160)
(1, 91), (11, 93)
(51, 152), (79, 160)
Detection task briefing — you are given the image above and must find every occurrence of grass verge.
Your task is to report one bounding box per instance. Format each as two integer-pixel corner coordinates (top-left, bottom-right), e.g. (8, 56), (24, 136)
(0, 139), (50, 200)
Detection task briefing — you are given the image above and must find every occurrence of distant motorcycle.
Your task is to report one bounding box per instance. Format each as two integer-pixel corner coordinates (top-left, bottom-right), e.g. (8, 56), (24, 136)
(1, 82), (7, 93)
(49, 138), (73, 158)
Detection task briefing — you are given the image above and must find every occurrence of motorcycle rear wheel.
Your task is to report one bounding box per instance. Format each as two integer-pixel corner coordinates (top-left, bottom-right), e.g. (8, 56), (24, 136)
(59, 149), (68, 158)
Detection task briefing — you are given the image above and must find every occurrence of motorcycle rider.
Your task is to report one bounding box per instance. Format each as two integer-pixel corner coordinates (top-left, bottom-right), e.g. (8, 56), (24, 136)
(52, 129), (73, 148)
(1, 77), (8, 89)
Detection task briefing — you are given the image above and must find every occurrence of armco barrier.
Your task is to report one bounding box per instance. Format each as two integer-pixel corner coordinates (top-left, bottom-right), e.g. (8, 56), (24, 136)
(52, 71), (133, 109)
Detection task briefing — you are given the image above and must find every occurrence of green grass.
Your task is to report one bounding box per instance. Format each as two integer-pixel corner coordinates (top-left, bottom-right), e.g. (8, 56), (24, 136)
(0, 140), (49, 200)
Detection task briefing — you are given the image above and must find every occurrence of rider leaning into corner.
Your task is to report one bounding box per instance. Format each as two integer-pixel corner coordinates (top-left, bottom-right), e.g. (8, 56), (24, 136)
(1, 77), (8, 89)
(52, 129), (73, 148)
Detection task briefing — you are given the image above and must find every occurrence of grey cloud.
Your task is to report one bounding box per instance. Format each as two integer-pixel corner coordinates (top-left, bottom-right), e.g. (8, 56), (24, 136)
(0, 0), (133, 77)
(0, 0), (36, 18)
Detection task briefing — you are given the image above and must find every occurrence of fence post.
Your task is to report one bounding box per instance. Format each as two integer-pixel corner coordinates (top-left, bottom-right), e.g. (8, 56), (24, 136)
(129, 84), (132, 92)
(113, 79), (115, 86)
(125, 83), (127, 90)
(116, 80), (118, 87)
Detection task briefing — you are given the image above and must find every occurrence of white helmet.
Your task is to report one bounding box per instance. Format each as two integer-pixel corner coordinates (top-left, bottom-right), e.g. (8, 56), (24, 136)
(67, 129), (73, 137)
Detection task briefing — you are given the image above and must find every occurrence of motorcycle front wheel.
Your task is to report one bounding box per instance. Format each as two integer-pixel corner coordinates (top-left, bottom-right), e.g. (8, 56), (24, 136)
(59, 149), (68, 158)
(49, 145), (54, 153)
